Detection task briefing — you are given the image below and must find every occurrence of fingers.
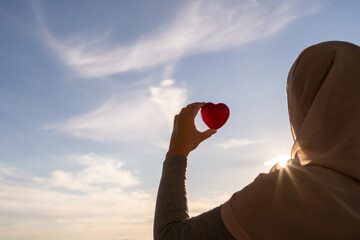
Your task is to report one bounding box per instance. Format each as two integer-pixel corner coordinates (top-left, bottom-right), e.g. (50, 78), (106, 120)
(176, 102), (206, 125)
(180, 102), (206, 117)
(201, 129), (217, 140)
(189, 102), (206, 118)
(187, 102), (206, 109)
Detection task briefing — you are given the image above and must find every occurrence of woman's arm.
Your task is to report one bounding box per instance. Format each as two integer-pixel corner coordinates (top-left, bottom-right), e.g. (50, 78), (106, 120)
(153, 154), (235, 240)
(153, 102), (235, 239)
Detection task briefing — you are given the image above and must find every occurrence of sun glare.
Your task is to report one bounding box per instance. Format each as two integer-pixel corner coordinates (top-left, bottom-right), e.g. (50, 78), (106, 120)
(264, 155), (289, 168)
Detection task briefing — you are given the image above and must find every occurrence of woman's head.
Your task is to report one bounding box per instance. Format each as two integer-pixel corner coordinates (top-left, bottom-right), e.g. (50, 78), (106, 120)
(287, 41), (360, 179)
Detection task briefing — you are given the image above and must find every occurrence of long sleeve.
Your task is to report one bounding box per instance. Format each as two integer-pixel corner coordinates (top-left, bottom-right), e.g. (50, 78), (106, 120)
(153, 154), (235, 240)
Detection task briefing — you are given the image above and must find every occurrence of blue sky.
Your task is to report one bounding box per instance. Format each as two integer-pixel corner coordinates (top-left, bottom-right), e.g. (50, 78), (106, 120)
(1, 0), (359, 239)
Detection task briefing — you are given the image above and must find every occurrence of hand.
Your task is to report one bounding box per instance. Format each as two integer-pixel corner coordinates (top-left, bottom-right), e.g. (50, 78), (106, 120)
(166, 102), (217, 159)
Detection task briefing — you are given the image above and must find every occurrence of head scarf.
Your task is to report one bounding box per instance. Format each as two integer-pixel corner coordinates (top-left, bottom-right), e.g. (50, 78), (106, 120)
(287, 41), (360, 180)
(221, 41), (360, 240)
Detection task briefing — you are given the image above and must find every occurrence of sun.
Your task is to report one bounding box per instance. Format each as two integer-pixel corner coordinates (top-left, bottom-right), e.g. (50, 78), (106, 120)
(264, 155), (290, 168)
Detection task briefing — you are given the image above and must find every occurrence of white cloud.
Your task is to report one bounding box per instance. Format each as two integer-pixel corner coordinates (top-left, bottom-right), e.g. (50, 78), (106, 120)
(188, 192), (231, 216)
(0, 163), (17, 179)
(0, 153), (232, 240)
(155, 141), (170, 149)
(216, 138), (267, 149)
(45, 80), (187, 143)
(0, 153), (154, 240)
(162, 64), (176, 80)
(32, 0), (319, 78)
(264, 154), (290, 168)
(34, 153), (139, 192)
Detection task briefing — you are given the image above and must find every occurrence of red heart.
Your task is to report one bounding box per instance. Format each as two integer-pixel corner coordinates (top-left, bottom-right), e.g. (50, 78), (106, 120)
(200, 103), (230, 129)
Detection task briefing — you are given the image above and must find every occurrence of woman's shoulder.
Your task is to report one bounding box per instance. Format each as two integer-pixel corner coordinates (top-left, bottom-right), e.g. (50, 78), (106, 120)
(222, 162), (360, 240)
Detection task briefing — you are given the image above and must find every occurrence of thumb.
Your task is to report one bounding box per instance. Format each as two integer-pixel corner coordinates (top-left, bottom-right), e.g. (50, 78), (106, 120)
(201, 128), (217, 140)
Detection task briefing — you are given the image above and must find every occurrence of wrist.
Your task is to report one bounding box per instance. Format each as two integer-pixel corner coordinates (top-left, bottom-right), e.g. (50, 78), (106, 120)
(166, 149), (189, 159)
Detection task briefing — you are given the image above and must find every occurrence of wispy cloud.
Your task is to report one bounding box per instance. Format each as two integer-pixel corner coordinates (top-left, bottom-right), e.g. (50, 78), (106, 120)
(216, 138), (268, 149)
(0, 153), (231, 240)
(32, 0), (319, 78)
(0, 153), (153, 240)
(34, 153), (139, 192)
(188, 192), (231, 216)
(264, 154), (290, 168)
(45, 80), (187, 143)
(0, 163), (17, 179)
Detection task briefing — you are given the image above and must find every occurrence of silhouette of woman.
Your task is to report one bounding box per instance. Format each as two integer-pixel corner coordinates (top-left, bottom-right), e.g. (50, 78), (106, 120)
(154, 41), (360, 240)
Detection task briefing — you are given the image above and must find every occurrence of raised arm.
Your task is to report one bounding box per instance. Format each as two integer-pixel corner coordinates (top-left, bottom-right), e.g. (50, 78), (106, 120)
(154, 154), (235, 240)
(153, 102), (235, 240)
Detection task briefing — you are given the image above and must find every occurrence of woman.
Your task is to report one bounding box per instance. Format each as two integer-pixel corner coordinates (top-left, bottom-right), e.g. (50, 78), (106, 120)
(154, 41), (360, 240)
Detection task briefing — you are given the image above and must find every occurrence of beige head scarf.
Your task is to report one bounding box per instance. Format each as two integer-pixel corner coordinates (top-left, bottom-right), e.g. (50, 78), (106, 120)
(221, 41), (360, 240)
(288, 41), (360, 180)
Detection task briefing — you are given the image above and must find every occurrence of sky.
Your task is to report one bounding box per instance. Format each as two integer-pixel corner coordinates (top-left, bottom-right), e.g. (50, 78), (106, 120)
(0, 0), (359, 239)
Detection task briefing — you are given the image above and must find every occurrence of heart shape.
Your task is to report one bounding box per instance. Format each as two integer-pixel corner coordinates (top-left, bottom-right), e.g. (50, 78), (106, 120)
(200, 102), (230, 129)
